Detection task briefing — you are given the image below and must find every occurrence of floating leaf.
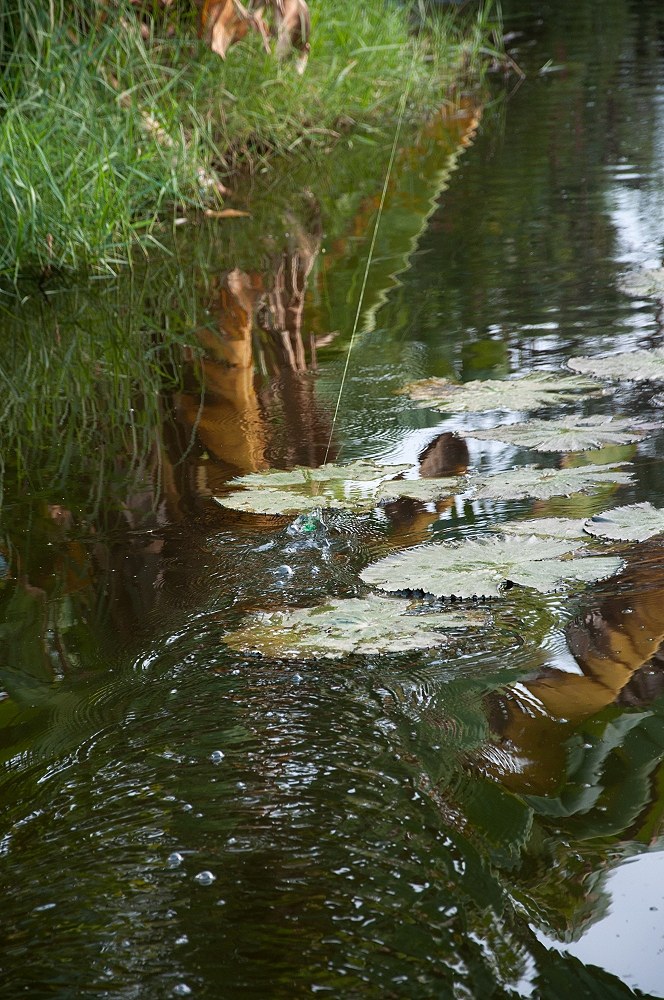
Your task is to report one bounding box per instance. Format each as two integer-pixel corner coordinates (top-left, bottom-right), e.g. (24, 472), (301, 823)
(215, 460), (462, 515)
(468, 463), (633, 502)
(230, 461), (410, 488)
(215, 488), (332, 515)
(224, 595), (487, 658)
(403, 372), (603, 414)
(620, 267), (664, 299)
(583, 502), (664, 542)
(376, 478), (462, 503)
(569, 348), (664, 383)
(467, 415), (650, 452)
(360, 535), (623, 599)
(497, 517), (586, 540)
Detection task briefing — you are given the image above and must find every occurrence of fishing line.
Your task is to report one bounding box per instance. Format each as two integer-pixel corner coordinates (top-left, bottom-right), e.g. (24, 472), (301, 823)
(323, 45), (419, 464)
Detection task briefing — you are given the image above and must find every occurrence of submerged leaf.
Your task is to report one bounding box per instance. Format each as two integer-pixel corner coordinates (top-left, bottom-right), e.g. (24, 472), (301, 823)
(225, 595), (487, 658)
(467, 415), (650, 452)
(376, 478), (461, 502)
(468, 463), (633, 501)
(498, 517), (586, 540)
(583, 502), (664, 542)
(360, 535), (623, 599)
(403, 372), (603, 414)
(215, 460), (461, 514)
(620, 267), (664, 299)
(568, 348), (664, 383)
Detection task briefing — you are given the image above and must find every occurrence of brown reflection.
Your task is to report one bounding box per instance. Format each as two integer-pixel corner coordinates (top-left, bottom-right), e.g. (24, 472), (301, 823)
(171, 198), (335, 501)
(485, 542), (664, 795)
(381, 432), (470, 549)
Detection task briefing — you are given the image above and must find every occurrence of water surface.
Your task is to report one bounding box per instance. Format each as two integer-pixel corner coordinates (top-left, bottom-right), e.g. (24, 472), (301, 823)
(2, 1), (664, 996)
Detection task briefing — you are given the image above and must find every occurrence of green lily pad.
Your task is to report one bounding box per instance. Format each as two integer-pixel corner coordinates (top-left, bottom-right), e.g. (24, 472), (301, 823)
(224, 595), (487, 658)
(498, 517), (586, 540)
(568, 348), (664, 383)
(468, 463), (633, 502)
(402, 372), (603, 413)
(360, 535), (623, 599)
(583, 502), (664, 542)
(214, 460), (462, 515)
(467, 415), (650, 452)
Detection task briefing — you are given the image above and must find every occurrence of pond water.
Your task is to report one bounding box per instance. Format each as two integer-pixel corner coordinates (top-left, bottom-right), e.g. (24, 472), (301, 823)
(2, 0), (664, 996)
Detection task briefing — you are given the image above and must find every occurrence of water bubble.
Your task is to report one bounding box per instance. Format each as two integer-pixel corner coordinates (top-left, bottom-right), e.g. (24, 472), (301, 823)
(290, 514), (321, 535)
(272, 564), (294, 582)
(292, 673), (304, 684)
(173, 985), (192, 996)
(194, 871), (216, 886)
(167, 852), (184, 868)
(175, 935), (189, 946)
(209, 750), (225, 764)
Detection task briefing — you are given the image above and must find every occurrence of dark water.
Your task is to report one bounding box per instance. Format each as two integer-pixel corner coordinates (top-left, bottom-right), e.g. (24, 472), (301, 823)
(2, 1), (664, 996)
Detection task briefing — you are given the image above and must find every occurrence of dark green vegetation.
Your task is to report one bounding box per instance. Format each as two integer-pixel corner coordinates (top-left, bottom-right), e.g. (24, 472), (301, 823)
(2, 0), (664, 996)
(0, 0), (498, 276)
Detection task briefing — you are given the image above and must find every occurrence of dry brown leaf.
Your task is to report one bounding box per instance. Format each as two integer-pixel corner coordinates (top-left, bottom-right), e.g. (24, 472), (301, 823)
(201, 0), (251, 58)
(204, 208), (252, 219)
(274, 0), (310, 72)
(200, 0), (310, 68)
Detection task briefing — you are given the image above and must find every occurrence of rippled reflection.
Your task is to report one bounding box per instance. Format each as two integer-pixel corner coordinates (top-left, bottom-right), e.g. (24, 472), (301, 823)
(2, 0), (664, 996)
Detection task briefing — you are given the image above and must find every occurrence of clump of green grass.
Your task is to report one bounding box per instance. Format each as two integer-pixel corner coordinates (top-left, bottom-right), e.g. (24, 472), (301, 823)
(0, 0), (500, 276)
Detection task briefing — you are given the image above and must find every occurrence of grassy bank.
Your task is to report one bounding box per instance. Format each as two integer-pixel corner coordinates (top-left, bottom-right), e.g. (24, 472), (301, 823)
(0, 0), (499, 277)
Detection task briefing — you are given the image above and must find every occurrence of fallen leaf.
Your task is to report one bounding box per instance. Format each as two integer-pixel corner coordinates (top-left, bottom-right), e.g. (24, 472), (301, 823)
(204, 208), (251, 219)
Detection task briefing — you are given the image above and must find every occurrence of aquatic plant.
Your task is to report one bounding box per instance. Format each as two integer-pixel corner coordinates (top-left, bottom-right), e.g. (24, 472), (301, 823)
(467, 414), (652, 452)
(569, 347), (664, 383)
(583, 502), (664, 542)
(495, 517), (587, 539)
(224, 594), (487, 657)
(467, 463), (633, 502)
(403, 371), (603, 413)
(360, 534), (624, 599)
(214, 460), (462, 514)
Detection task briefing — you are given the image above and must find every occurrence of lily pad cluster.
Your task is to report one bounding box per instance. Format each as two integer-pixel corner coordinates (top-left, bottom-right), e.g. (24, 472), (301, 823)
(215, 322), (664, 659)
(214, 460), (460, 515)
